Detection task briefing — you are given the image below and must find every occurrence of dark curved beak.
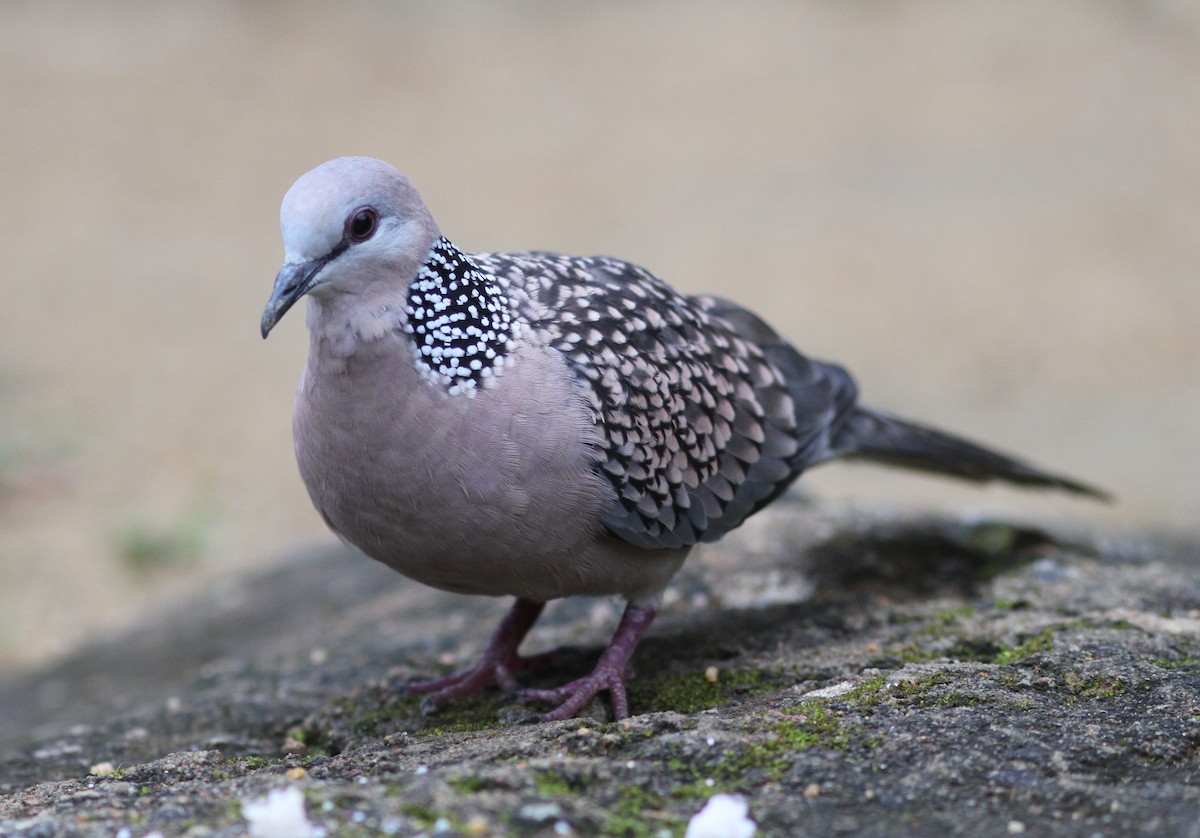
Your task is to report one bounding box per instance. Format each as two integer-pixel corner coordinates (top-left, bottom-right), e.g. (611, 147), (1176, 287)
(261, 259), (325, 338)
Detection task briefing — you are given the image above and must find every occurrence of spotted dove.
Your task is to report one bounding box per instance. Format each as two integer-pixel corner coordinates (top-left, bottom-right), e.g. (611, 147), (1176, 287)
(261, 157), (1106, 722)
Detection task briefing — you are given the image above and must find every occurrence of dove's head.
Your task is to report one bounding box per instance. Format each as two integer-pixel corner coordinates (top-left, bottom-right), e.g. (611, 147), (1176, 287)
(261, 157), (440, 338)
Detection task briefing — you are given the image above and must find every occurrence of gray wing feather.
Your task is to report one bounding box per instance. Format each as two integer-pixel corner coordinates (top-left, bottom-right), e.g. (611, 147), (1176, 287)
(474, 250), (860, 550)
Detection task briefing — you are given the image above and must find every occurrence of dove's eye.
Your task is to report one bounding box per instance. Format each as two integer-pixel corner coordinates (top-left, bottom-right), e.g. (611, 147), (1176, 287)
(347, 208), (378, 243)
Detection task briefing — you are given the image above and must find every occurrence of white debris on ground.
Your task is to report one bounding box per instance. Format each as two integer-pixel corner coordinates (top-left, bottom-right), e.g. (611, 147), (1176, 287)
(243, 786), (326, 838)
(684, 793), (757, 838)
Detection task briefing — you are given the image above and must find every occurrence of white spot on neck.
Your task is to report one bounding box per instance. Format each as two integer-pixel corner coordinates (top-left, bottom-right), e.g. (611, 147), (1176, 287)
(404, 237), (520, 396)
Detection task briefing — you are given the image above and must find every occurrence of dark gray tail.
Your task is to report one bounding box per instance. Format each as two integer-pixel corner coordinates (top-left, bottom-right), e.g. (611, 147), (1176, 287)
(834, 407), (1110, 500)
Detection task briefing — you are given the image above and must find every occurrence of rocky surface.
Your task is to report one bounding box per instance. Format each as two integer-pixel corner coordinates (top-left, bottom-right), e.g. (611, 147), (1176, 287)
(2, 502), (1199, 836)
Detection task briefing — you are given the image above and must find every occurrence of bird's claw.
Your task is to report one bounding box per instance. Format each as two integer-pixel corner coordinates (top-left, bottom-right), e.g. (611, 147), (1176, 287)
(518, 669), (630, 722)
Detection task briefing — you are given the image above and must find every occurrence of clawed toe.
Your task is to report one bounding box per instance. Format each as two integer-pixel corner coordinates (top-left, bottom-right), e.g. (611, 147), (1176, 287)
(406, 665), (490, 697)
(517, 602), (655, 721)
(405, 663), (497, 714)
(396, 598), (546, 713)
(519, 670), (630, 722)
(394, 599), (657, 723)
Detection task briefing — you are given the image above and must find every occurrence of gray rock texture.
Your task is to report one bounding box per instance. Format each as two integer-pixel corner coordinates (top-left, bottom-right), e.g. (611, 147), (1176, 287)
(2, 502), (1198, 836)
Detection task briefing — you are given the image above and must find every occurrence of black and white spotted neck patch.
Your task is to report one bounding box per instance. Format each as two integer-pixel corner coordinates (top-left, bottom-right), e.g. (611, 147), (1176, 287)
(405, 237), (518, 396)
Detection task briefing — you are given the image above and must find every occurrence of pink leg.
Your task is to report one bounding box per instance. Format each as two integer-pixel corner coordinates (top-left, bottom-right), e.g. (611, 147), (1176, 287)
(519, 601), (657, 722)
(406, 598), (546, 712)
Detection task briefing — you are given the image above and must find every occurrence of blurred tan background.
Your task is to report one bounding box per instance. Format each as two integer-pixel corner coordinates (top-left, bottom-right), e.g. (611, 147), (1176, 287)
(1, 1), (1197, 669)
